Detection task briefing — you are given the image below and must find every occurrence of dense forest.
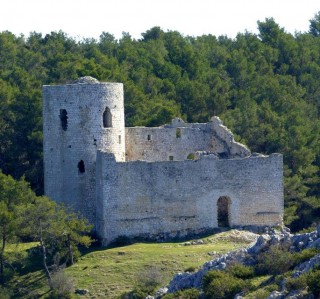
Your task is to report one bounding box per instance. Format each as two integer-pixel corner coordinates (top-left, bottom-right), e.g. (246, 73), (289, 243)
(0, 14), (319, 232)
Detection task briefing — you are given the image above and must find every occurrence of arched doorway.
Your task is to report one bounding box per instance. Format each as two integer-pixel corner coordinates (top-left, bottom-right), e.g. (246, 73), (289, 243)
(217, 196), (231, 227)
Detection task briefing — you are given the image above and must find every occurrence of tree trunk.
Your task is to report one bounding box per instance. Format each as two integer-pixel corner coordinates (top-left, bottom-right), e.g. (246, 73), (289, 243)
(0, 230), (6, 284)
(39, 221), (52, 286)
(67, 235), (74, 265)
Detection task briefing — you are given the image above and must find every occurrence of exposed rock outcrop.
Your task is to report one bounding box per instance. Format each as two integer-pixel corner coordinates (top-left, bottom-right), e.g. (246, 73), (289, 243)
(162, 225), (320, 298)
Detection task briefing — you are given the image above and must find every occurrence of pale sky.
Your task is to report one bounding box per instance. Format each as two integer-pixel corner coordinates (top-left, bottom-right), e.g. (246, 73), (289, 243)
(0, 0), (319, 40)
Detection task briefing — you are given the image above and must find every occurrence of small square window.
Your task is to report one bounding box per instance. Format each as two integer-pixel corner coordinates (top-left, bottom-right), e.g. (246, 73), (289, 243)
(169, 156), (174, 161)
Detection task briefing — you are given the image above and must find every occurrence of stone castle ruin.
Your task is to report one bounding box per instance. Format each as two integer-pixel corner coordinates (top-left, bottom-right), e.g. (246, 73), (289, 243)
(43, 77), (284, 245)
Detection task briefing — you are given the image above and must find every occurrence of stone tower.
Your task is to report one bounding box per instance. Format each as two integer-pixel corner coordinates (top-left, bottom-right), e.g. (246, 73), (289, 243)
(42, 77), (125, 224)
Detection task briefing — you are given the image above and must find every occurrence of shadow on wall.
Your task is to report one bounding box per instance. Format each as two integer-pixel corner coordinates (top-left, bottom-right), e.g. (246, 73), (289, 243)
(217, 196), (231, 227)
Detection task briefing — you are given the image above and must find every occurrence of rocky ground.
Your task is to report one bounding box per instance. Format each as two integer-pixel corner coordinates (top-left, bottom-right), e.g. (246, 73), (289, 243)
(153, 225), (320, 299)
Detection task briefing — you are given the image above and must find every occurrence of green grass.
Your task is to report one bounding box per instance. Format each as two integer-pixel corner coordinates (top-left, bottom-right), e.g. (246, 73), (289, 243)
(66, 231), (252, 298)
(6, 242), (39, 252)
(5, 230), (255, 298)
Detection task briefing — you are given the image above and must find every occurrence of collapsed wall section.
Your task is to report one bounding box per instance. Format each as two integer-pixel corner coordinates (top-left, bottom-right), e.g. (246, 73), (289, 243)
(97, 152), (283, 245)
(125, 117), (250, 162)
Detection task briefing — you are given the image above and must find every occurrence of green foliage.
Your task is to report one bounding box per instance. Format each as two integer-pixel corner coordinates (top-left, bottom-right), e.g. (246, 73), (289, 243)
(309, 12), (320, 37)
(0, 172), (93, 288)
(187, 153), (195, 160)
(135, 266), (165, 290)
(227, 263), (255, 279)
(249, 288), (271, 299)
(292, 248), (320, 266)
(0, 171), (37, 283)
(122, 266), (165, 299)
(264, 283), (280, 292)
(0, 286), (12, 299)
(202, 270), (247, 299)
(121, 287), (150, 299)
(285, 274), (307, 292)
(19, 196), (93, 268)
(255, 245), (294, 275)
(0, 14), (319, 231)
(306, 269), (320, 297)
(162, 288), (200, 299)
(49, 270), (75, 299)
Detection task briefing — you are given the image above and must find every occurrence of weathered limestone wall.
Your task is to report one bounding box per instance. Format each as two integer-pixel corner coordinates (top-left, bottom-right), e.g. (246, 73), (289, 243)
(43, 79), (125, 224)
(96, 152), (283, 245)
(43, 78), (283, 245)
(125, 124), (222, 162)
(125, 117), (250, 162)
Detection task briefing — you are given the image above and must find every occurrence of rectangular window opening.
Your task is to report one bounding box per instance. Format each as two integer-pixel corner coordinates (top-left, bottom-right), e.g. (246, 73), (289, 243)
(176, 128), (181, 138)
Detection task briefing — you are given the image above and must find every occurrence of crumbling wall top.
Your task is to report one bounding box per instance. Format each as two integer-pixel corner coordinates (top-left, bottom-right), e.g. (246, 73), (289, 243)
(210, 116), (251, 158)
(170, 118), (187, 127)
(72, 76), (100, 84)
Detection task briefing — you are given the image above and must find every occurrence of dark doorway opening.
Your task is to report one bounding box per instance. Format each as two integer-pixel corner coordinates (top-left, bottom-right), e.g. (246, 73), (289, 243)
(217, 196), (231, 227)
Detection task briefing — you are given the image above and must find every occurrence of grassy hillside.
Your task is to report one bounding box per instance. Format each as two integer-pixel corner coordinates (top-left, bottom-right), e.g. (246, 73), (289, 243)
(5, 230), (256, 298)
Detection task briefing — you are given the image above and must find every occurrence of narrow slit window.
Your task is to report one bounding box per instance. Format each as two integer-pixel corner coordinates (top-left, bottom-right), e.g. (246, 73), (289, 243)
(118, 135), (121, 144)
(147, 134), (151, 141)
(78, 160), (85, 174)
(103, 107), (112, 128)
(176, 128), (181, 138)
(59, 109), (68, 131)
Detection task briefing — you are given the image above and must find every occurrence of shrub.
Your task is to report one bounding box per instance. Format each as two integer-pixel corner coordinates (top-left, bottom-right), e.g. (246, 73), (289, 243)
(162, 288), (200, 299)
(202, 270), (246, 299)
(187, 153), (195, 160)
(121, 286), (151, 299)
(227, 263), (255, 279)
(136, 266), (164, 289)
(202, 270), (226, 290)
(247, 289), (270, 299)
(0, 286), (12, 299)
(292, 248), (320, 266)
(49, 270), (74, 299)
(285, 275), (307, 291)
(122, 266), (165, 299)
(255, 245), (294, 275)
(264, 283), (279, 292)
(306, 269), (320, 297)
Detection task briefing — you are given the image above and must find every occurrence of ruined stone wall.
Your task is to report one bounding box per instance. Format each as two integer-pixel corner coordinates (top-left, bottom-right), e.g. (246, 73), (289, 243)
(125, 117), (250, 162)
(43, 79), (125, 224)
(43, 78), (283, 244)
(96, 152), (283, 245)
(125, 124), (222, 162)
